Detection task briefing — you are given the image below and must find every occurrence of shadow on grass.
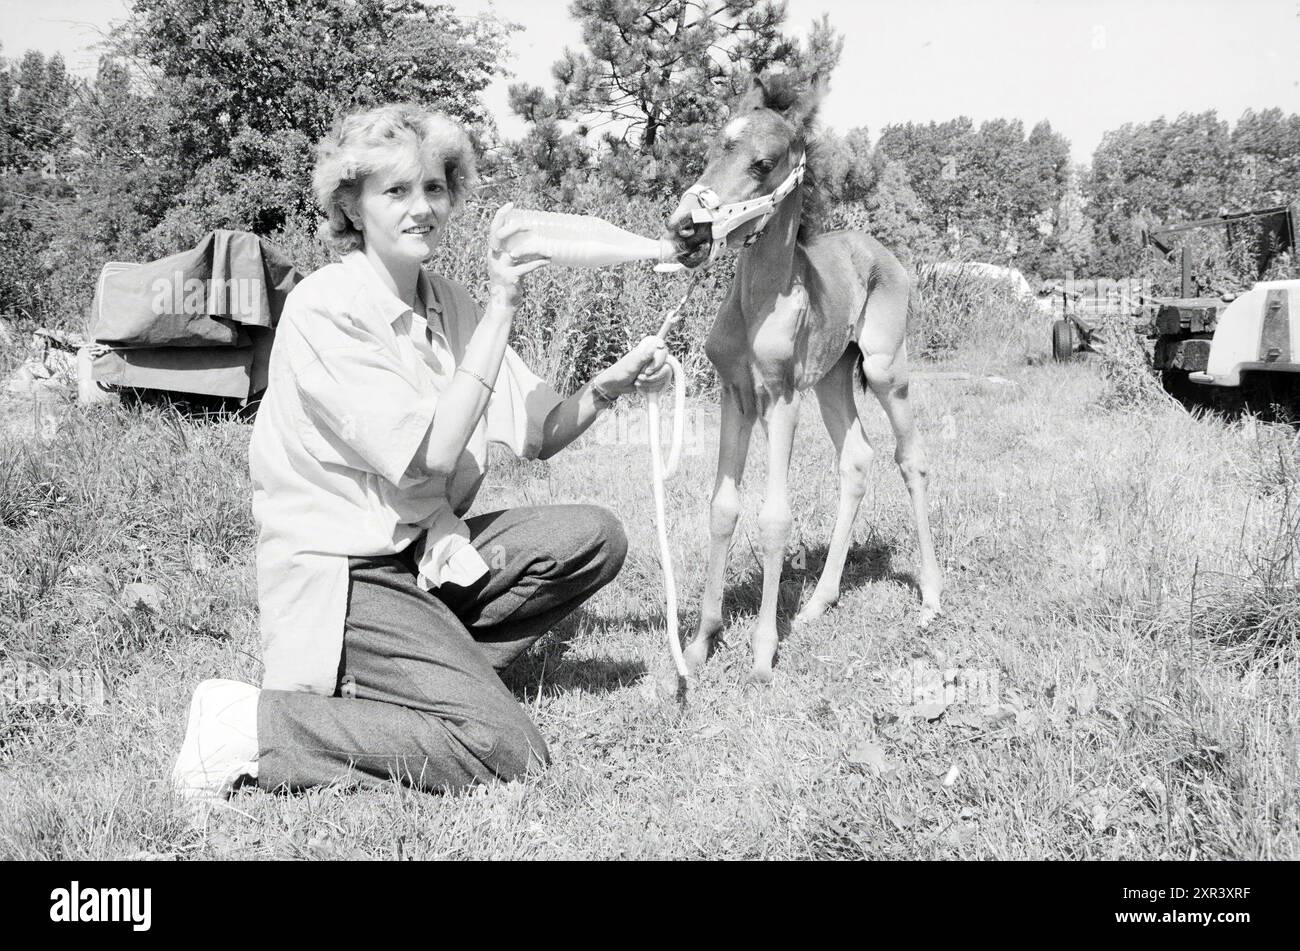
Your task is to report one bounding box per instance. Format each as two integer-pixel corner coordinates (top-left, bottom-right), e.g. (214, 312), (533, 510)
(500, 541), (921, 694)
(684, 537), (919, 672)
(120, 387), (257, 422)
(724, 537), (917, 620)
(500, 607), (647, 700)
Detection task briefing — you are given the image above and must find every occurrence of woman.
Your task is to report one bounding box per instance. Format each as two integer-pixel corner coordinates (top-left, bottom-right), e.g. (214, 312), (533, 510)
(172, 103), (670, 803)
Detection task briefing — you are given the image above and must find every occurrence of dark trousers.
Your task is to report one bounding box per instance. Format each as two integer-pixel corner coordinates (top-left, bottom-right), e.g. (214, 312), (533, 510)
(256, 504), (627, 794)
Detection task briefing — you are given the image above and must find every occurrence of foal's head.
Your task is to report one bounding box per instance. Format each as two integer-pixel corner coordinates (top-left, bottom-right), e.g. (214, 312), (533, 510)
(665, 72), (827, 268)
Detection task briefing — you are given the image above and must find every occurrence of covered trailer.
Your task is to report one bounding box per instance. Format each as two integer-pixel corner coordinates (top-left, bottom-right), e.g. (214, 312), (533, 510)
(89, 230), (302, 403)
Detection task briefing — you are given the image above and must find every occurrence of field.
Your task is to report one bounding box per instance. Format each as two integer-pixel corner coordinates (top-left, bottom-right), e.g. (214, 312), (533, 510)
(1, 315), (1298, 860)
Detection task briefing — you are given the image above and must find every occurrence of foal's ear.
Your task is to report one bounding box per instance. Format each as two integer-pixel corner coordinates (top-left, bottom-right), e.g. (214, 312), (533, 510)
(739, 70), (828, 129)
(783, 70), (829, 129)
(735, 74), (770, 114)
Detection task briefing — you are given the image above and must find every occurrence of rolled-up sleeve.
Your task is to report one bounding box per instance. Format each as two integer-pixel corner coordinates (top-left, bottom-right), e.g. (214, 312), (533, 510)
(291, 301), (438, 486)
(486, 345), (564, 460)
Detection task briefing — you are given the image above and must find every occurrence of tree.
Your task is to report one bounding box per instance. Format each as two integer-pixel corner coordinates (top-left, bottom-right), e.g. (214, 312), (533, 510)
(855, 158), (940, 262)
(962, 118), (1032, 255)
(1042, 165), (1094, 276)
(39, 56), (177, 298)
(1014, 120), (1072, 272)
(877, 117), (976, 247)
(116, 0), (511, 144)
(1, 49), (73, 173)
(878, 116), (1069, 267)
(817, 125), (874, 203)
(509, 1), (841, 198)
(1229, 107), (1300, 207)
(1087, 112), (1235, 273)
(111, 0), (515, 242)
(0, 3), (516, 329)
(0, 49), (76, 325)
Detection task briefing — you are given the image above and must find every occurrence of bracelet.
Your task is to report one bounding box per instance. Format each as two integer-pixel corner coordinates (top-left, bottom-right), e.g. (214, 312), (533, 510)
(456, 366), (495, 393)
(590, 378), (621, 406)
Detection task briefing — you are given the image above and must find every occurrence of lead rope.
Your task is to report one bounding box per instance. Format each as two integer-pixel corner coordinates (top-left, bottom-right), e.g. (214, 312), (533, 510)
(644, 273), (702, 691)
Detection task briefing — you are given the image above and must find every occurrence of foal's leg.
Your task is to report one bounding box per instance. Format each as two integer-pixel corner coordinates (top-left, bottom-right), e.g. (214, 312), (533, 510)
(683, 385), (753, 674)
(861, 346), (942, 625)
(796, 350), (875, 624)
(748, 389), (802, 683)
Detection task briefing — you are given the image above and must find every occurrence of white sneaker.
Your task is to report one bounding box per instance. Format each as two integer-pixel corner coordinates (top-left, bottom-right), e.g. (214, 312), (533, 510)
(172, 679), (260, 808)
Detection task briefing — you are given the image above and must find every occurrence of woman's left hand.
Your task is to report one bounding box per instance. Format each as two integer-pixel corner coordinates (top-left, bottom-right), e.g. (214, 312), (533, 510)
(600, 336), (672, 396)
(487, 203), (550, 309)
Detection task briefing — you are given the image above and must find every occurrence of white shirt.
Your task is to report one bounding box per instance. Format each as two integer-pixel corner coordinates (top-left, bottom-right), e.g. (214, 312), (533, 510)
(250, 251), (563, 694)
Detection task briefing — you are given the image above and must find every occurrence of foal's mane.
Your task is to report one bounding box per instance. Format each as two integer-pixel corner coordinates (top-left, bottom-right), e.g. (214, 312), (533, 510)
(735, 71), (830, 243)
(797, 136), (830, 242)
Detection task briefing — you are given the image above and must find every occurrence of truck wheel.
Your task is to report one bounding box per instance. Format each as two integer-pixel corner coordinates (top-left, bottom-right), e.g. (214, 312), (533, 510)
(1052, 319), (1075, 361)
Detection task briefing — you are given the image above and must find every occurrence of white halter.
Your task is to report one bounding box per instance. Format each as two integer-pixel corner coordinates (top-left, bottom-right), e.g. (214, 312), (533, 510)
(681, 151), (807, 264)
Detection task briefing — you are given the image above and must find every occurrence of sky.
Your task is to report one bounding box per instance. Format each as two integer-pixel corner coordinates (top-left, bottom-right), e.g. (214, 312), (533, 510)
(3, 0), (1298, 162)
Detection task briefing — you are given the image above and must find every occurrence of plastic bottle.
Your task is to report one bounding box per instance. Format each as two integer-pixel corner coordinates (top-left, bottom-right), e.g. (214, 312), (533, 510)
(502, 209), (677, 268)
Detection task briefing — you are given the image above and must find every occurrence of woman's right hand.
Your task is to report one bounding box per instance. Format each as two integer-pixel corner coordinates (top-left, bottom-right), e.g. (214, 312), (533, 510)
(487, 203), (550, 310)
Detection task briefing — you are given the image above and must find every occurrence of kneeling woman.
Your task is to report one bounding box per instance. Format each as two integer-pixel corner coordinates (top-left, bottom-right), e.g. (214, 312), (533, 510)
(174, 104), (668, 801)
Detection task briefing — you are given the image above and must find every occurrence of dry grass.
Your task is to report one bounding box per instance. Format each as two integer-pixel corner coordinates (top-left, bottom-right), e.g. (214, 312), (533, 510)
(1088, 312), (1179, 413)
(908, 262), (1043, 364)
(1, 328), (1298, 860)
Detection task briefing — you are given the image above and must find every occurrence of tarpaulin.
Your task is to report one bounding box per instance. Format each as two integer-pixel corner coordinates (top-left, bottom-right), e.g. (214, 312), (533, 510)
(90, 230), (304, 399)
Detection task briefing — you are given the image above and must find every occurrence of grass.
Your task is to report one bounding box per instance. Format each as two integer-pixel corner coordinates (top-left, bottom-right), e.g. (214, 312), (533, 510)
(1, 328), (1298, 860)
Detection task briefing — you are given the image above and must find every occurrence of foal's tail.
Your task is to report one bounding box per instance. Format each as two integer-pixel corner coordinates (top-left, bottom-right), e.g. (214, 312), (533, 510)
(848, 341), (868, 393)
(844, 341), (877, 433)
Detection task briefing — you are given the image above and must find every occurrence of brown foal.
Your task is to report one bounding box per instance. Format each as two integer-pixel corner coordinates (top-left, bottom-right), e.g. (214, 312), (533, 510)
(663, 74), (942, 684)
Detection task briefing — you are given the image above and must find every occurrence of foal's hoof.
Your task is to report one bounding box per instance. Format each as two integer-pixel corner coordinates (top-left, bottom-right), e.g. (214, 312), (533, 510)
(743, 665), (775, 687)
(794, 594), (837, 627)
(682, 636), (713, 674)
(641, 668), (694, 704)
(919, 603), (941, 628)
(658, 665), (682, 692)
(658, 667), (693, 701)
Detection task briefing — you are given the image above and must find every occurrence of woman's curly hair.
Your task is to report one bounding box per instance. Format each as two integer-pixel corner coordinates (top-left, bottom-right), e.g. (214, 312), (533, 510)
(312, 103), (478, 253)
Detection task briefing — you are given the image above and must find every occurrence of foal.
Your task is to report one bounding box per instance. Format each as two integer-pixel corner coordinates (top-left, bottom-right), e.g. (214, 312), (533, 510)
(663, 74), (942, 684)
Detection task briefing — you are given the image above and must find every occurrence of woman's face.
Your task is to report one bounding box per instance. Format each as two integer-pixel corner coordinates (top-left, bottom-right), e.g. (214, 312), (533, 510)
(352, 145), (453, 268)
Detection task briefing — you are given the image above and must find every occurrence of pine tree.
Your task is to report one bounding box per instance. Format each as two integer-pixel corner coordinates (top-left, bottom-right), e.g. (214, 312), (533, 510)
(509, 1), (840, 198)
